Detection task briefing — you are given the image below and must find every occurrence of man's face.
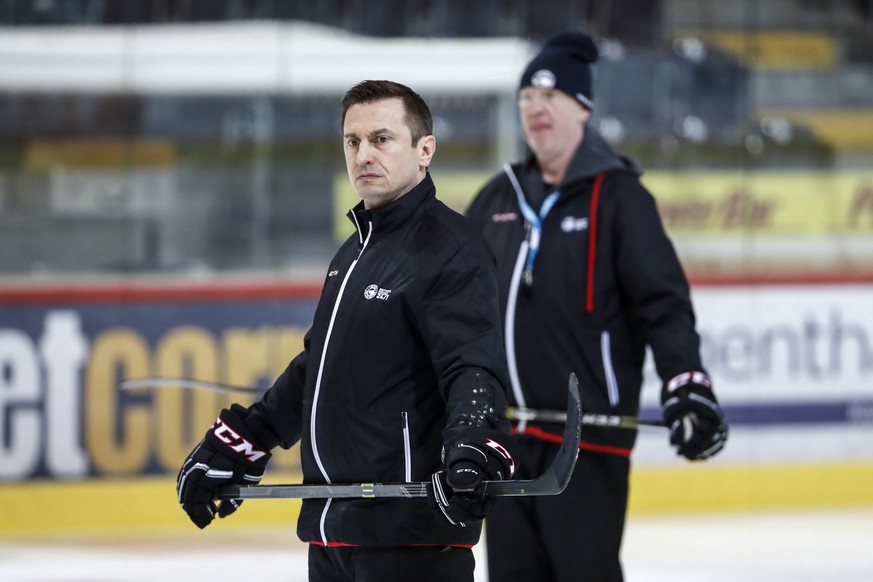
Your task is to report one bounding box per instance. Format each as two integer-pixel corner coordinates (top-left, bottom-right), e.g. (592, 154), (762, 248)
(518, 86), (589, 161)
(343, 98), (435, 210)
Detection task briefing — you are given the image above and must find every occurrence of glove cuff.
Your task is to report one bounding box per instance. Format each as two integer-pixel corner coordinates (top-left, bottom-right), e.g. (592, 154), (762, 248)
(205, 404), (272, 467)
(236, 403), (283, 451)
(445, 428), (517, 479)
(661, 371), (713, 403)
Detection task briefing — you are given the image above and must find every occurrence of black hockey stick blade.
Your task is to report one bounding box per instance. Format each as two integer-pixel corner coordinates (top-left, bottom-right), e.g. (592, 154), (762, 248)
(217, 373), (582, 500)
(483, 372), (581, 496)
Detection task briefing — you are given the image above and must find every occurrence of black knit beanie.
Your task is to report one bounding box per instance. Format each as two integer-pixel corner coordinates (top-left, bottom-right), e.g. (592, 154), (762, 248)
(519, 31), (599, 110)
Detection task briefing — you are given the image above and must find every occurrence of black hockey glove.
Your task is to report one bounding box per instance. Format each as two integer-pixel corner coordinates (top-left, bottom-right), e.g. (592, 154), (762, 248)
(176, 404), (271, 529)
(429, 428), (517, 527)
(661, 372), (728, 461)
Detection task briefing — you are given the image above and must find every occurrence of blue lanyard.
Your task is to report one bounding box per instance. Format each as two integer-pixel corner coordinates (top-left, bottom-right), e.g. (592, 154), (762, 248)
(515, 188), (560, 286)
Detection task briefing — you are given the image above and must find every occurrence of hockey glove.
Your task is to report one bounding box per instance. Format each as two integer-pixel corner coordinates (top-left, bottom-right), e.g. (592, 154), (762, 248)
(429, 428), (517, 527)
(661, 372), (728, 461)
(176, 404), (271, 529)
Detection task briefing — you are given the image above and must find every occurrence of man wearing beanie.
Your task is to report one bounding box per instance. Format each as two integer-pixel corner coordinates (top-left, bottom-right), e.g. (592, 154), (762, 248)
(466, 31), (728, 581)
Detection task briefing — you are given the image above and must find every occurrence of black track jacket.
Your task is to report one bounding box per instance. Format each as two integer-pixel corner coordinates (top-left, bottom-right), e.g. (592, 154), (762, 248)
(465, 127), (705, 456)
(247, 173), (511, 547)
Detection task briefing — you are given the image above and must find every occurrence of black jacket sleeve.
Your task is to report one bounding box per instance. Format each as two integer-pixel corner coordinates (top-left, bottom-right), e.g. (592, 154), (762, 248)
(245, 328), (310, 450)
(415, 222), (512, 444)
(611, 173), (706, 380)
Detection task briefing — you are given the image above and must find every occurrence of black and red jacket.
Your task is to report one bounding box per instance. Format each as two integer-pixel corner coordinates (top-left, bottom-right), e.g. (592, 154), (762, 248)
(246, 173), (511, 547)
(465, 127), (705, 456)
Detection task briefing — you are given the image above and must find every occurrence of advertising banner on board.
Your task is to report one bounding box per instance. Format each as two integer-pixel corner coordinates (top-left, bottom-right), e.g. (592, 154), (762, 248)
(1, 282), (871, 482)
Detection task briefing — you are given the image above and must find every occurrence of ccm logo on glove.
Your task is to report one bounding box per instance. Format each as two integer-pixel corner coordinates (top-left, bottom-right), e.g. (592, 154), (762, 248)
(211, 417), (268, 462)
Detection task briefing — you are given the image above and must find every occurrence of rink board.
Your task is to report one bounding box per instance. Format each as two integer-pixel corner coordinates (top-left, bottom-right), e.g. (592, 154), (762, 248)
(2, 462), (873, 536)
(1, 278), (872, 533)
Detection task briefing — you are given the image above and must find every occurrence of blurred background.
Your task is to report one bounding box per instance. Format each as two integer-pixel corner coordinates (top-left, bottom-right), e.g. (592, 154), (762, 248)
(1, 0), (872, 277)
(0, 1), (872, 580)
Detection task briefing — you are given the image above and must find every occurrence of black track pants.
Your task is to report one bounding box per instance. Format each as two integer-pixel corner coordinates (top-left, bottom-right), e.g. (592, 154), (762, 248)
(485, 439), (629, 582)
(308, 544), (475, 582)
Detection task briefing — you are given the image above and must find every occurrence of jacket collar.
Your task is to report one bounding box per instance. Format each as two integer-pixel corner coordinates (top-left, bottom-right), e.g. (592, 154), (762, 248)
(346, 172), (435, 238)
(518, 125), (641, 198)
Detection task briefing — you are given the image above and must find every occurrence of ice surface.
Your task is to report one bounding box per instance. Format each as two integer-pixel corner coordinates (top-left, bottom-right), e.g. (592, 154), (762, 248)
(1, 509), (871, 581)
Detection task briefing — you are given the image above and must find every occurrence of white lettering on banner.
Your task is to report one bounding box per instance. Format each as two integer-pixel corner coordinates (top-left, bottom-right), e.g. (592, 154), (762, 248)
(641, 285), (873, 404)
(0, 311), (89, 480)
(39, 311), (89, 476)
(0, 329), (42, 480)
(704, 309), (870, 382)
(0, 308), (308, 482)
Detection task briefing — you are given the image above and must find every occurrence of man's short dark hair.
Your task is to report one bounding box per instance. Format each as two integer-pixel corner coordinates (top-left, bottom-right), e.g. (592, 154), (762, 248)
(341, 80), (433, 145)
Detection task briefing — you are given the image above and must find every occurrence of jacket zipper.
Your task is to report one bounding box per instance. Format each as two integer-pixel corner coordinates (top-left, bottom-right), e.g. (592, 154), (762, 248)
(313, 215), (373, 545)
(502, 168), (613, 419)
(504, 240), (530, 431)
(502, 165), (533, 430)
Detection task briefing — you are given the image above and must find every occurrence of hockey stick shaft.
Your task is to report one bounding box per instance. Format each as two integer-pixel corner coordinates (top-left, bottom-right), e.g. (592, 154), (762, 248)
(120, 377), (662, 430)
(507, 406), (665, 429)
(119, 377), (265, 394)
(217, 374), (582, 500)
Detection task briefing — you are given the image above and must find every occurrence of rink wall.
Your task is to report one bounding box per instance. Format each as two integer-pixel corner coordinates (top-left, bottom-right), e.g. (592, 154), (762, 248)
(1, 276), (872, 534)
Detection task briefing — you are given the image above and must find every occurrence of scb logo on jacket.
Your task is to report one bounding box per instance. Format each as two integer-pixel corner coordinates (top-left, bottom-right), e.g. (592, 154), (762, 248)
(363, 284), (391, 301)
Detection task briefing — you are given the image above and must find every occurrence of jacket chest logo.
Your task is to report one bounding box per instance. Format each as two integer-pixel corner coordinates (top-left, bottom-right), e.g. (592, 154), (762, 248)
(561, 216), (589, 232)
(491, 211), (518, 223)
(364, 284), (392, 301)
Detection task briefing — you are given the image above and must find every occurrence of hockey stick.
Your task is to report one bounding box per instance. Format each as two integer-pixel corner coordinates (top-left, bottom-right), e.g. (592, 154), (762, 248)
(119, 377), (265, 394)
(216, 373), (582, 500)
(120, 377), (662, 430)
(507, 406), (665, 430)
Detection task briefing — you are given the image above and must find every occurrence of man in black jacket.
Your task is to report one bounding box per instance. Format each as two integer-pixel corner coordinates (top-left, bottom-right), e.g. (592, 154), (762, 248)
(177, 80), (517, 582)
(465, 32), (728, 581)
